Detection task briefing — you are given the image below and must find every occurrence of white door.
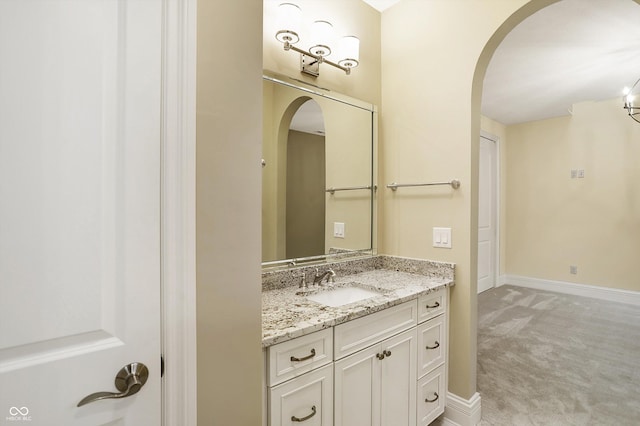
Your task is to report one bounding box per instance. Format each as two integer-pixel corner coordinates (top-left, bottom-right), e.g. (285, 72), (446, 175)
(0, 1), (162, 424)
(477, 135), (497, 294)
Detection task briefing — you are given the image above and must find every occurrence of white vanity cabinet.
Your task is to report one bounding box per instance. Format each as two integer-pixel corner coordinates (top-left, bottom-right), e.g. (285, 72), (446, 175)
(416, 289), (448, 425)
(334, 300), (418, 426)
(264, 288), (450, 426)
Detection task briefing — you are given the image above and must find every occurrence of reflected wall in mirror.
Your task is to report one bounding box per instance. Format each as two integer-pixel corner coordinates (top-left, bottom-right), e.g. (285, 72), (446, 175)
(262, 73), (376, 266)
(286, 99), (326, 259)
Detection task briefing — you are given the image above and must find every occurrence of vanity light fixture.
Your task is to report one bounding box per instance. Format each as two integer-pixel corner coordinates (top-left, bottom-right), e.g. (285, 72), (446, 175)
(275, 2), (360, 77)
(623, 78), (640, 123)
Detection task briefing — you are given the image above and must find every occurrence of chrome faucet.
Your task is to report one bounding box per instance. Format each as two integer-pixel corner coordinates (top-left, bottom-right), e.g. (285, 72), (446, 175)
(313, 268), (336, 286)
(297, 272), (307, 289)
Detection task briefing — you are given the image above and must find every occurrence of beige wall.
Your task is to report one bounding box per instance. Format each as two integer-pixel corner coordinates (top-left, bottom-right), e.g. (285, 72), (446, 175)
(196, 0), (263, 424)
(505, 98), (640, 290)
(380, 0), (563, 400)
(286, 130), (326, 258)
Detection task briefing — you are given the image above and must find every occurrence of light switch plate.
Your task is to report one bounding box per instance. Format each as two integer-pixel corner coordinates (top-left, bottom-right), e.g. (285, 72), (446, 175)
(433, 227), (452, 248)
(334, 222), (345, 238)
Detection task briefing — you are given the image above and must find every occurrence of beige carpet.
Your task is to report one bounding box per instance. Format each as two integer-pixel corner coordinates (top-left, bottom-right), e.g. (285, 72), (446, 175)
(434, 285), (640, 425)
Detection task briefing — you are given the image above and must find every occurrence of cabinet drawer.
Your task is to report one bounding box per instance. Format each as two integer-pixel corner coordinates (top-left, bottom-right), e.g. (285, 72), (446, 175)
(418, 289), (446, 323)
(417, 315), (446, 379)
(334, 300), (417, 360)
(268, 328), (333, 386)
(269, 363), (334, 426)
(417, 364), (446, 426)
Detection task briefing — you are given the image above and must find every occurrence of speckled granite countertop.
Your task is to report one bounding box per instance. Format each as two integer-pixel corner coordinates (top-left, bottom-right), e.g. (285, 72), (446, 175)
(262, 255), (454, 348)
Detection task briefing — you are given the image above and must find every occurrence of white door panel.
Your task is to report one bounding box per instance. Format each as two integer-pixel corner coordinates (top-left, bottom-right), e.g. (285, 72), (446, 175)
(0, 1), (161, 424)
(478, 136), (496, 294)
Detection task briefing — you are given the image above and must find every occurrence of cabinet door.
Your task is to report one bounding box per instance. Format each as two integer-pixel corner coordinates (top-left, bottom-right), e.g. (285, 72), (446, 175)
(417, 315), (446, 379)
(380, 329), (417, 426)
(269, 364), (334, 426)
(334, 344), (381, 426)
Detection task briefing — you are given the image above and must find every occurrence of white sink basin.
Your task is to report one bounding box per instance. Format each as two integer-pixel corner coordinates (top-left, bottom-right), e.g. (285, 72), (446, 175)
(306, 285), (382, 307)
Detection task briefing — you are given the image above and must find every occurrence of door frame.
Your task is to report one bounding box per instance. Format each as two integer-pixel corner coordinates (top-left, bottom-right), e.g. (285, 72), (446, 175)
(161, 0), (197, 424)
(479, 130), (501, 292)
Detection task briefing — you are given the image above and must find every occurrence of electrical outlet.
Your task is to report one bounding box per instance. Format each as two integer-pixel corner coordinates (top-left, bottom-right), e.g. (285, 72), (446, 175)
(577, 169), (585, 178)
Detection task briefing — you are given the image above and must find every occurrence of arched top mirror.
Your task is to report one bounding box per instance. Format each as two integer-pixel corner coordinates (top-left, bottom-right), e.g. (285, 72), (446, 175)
(262, 71), (377, 269)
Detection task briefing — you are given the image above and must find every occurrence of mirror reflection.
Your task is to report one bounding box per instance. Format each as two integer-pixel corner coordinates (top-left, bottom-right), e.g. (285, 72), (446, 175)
(286, 99), (326, 259)
(262, 74), (376, 266)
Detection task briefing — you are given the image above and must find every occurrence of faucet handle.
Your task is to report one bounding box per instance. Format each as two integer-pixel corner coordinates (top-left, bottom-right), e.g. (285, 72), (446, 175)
(295, 272), (307, 289)
(326, 268), (336, 284)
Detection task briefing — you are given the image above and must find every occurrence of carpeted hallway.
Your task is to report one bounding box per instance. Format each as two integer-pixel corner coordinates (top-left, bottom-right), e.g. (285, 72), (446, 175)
(436, 285), (640, 425)
(478, 285), (640, 425)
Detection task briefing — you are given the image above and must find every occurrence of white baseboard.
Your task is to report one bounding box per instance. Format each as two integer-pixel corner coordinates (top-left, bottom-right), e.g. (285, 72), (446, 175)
(442, 391), (481, 426)
(500, 274), (640, 306)
(497, 275), (508, 287)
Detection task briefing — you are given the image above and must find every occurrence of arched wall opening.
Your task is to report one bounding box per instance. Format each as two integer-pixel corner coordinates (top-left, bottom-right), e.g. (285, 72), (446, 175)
(468, 0), (640, 402)
(381, 0), (640, 406)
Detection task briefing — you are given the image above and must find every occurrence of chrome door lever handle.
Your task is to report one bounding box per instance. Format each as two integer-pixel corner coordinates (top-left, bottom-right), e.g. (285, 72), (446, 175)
(77, 362), (149, 407)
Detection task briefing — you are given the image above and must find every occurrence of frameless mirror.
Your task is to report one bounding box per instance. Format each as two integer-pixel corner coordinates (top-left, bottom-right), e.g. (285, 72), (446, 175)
(262, 72), (376, 268)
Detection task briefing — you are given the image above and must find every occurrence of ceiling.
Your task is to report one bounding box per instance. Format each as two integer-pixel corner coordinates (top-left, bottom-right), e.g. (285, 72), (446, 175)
(368, 0), (640, 125)
(482, 0), (640, 125)
(362, 0), (400, 12)
(293, 0), (640, 129)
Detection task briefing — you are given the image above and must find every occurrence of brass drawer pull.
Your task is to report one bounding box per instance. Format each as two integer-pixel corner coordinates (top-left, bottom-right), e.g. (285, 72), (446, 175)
(425, 301), (440, 309)
(291, 405), (316, 422)
(425, 392), (439, 403)
(290, 348), (316, 362)
(426, 341), (440, 350)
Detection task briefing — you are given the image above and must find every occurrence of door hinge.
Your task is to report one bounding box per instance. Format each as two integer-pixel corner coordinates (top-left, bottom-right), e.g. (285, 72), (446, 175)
(161, 355), (165, 378)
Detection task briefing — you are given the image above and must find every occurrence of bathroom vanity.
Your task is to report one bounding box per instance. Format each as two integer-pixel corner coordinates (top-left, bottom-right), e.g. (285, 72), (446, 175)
(262, 255), (453, 426)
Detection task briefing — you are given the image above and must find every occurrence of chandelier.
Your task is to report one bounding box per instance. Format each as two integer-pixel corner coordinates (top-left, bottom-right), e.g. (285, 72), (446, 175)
(623, 78), (640, 123)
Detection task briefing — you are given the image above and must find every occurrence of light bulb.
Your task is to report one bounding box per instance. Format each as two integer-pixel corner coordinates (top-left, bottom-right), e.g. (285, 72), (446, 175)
(338, 36), (360, 68)
(309, 20), (333, 57)
(275, 3), (302, 44)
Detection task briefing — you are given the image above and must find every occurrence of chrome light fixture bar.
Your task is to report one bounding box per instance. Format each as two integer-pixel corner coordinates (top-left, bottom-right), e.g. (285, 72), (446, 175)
(275, 3), (360, 77)
(623, 77), (640, 123)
